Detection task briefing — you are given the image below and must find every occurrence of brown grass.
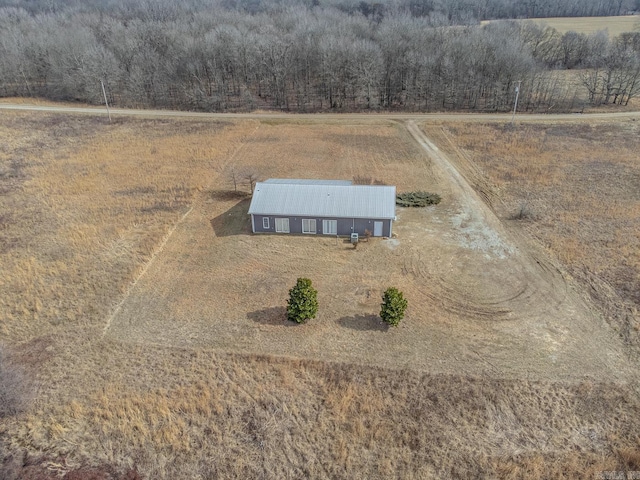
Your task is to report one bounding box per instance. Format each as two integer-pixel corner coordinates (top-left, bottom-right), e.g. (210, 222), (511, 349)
(8, 345), (640, 479)
(0, 113), (258, 341)
(424, 120), (640, 348)
(1, 112), (640, 478)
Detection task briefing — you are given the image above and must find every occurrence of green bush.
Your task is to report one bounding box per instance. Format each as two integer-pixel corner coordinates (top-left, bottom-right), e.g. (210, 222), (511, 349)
(396, 191), (441, 207)
(380, 287), (408, 327)
(287, 278), (319, 324)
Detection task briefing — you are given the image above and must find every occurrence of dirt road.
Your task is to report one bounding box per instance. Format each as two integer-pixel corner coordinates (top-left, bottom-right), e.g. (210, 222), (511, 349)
(1, 101), (639, 122)
(402, 120), (636, 382)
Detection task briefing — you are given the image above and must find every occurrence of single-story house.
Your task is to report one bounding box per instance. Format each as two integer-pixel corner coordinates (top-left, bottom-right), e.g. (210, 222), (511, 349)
(248, 179), (396, 237)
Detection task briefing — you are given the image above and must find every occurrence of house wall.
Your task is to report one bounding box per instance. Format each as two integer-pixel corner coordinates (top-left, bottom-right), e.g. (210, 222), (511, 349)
(252, 215), (392, 237)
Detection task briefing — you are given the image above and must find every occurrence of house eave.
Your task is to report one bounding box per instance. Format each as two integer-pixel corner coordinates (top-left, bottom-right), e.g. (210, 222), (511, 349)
(249, 212), (395, 220)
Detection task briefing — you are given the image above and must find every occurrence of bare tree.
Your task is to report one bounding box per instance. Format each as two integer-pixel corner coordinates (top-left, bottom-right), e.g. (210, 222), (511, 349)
(230, 167), (239, 192)
(244, 171), (258, 194)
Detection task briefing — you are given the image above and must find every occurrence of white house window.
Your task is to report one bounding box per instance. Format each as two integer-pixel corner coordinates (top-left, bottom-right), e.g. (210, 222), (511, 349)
(262, 217), (270, 229)
(302, 219), (317, 234)
(323, 220), (337, 235)
(275, 218), (290, 233)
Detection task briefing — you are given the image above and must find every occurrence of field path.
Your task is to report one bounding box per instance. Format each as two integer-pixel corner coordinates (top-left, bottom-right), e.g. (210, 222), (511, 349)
(406, 120), (509, 249)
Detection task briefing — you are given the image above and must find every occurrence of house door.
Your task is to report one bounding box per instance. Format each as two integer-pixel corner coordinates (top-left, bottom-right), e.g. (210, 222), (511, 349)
(373, 221), (383, 237)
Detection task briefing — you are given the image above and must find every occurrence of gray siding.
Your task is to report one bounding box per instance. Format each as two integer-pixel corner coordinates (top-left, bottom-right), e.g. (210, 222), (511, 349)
(252, 215), (392, 237)
(352, 218), (392, 237)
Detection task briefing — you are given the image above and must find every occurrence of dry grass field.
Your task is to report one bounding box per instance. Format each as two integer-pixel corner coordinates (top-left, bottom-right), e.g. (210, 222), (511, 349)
(483, 15), (640, 36)
(1, 110), (640, 478)
(530, 15), (639, 36)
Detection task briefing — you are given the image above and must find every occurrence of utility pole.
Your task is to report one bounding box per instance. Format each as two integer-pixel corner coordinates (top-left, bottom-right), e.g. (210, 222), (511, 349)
(511, 80), (521, 126)
(101, 79), (111, 123)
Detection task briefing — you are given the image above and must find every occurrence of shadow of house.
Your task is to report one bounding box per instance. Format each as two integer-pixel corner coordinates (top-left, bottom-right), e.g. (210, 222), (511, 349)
(209, 190), (251, 201)
(210, 195), (252, 237)
(337, 314), (389, 332)
(247, 307), (299, 326)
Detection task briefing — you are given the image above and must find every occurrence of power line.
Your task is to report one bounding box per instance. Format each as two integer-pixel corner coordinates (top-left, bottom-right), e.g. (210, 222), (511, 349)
(511, 80), (521, 126)
(101, 79), (111, 123)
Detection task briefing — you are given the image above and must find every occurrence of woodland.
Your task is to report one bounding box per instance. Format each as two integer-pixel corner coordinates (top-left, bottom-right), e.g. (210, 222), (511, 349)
(0, 0), (639, 112)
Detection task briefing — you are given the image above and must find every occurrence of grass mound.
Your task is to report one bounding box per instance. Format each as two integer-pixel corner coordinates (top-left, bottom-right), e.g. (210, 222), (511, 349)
(396, 191), (441, 207)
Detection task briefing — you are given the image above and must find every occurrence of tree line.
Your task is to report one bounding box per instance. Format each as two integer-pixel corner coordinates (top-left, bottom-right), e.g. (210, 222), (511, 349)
(0, 0), (639, 112)
(0, 0), (637, 22)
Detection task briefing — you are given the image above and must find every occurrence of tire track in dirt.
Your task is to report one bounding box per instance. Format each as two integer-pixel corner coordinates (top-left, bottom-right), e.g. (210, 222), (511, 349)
(406, 121), (506, 239)
(400, 251), (520, 320)
(426, 125), (503, 212)
(405, 119), (638, 382)
(405, 120), (573, 321)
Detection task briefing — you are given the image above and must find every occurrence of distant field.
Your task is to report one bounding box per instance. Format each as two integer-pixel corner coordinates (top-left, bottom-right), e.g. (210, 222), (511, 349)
(483, 15), (639, 36)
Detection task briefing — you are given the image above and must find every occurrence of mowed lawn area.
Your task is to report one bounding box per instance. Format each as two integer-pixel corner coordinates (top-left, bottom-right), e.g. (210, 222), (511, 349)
(105, 119), (631, 383)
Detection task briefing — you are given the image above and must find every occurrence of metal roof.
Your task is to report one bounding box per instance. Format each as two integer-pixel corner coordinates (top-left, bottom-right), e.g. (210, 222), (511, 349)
(263, 178), (352, 185)
(248, 181), (396, 219)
